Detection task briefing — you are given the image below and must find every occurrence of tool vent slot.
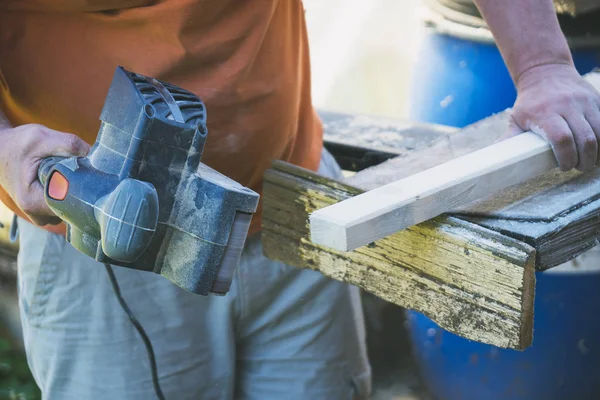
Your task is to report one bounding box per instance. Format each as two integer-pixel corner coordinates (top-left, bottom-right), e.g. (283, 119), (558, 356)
(128, 71), (207, 127)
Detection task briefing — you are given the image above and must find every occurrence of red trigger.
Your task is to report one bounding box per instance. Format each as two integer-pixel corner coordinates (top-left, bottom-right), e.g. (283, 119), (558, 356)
(48, 171), (69, 201)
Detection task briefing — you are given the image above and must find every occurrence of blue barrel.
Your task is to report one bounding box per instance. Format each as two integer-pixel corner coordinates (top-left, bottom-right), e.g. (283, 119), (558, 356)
(409, 11), (600, 126)
(407, 5), (600, 400)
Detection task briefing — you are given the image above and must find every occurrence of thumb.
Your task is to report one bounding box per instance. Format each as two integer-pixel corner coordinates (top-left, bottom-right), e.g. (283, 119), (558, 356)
(38, 129), (90, 158)
(496, 115), (525, 143)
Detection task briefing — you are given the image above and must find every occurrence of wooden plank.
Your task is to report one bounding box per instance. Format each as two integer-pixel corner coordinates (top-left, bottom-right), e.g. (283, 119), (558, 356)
(310, 132), (557, 251)
(310, 71), (600, 253)
(338, 104), (600, 269)
(320, 110), (458, 173)
(266, 105), (600, 276)
(462, 197), (600, 269)
(345, 109), (510, 191)
(262, 161), (536, 350)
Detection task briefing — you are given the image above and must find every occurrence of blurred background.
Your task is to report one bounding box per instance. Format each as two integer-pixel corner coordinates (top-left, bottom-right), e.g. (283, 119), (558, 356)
(3, 1), (600, 399)
(305, 0), (424, 119)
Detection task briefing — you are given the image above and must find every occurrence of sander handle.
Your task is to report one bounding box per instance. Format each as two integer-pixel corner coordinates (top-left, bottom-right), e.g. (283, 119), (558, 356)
(38, 156), (69, 186)
(37, 156), (160, 264)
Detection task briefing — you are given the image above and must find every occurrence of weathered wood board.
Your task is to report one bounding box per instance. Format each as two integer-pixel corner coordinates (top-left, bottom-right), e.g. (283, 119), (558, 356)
(320, 110), (457, 172)
(310, 131), (557, 252)
(343, 100), (600, 270)
(262, 73), (600, 349)
(262, 162), (536, 350)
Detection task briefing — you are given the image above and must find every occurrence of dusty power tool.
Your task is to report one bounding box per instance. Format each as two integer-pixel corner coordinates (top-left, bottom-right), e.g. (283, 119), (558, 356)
(37, 66), (260, 296)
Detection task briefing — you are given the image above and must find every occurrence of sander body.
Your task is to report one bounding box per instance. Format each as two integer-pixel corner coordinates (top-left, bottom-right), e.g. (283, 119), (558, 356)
(37, 66), (260, 296)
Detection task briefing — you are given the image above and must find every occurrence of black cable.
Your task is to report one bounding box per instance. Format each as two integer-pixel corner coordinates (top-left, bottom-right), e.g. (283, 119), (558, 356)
(104, 264), (166, 400)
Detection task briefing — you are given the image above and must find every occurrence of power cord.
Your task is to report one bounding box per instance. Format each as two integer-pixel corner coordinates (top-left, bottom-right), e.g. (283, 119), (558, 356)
(104, 264), (166, 400)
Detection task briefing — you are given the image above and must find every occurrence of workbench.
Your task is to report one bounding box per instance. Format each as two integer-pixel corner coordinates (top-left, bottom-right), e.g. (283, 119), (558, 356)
(262, 98), (600, 351)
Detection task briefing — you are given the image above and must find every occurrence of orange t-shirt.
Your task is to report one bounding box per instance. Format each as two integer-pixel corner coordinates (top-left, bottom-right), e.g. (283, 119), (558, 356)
(0, 0), (323, 236)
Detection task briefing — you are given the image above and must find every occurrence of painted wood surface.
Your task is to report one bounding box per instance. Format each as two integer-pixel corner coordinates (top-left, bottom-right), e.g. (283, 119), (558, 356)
(261, 72), (600, 349)
(262, 161), (536, 350)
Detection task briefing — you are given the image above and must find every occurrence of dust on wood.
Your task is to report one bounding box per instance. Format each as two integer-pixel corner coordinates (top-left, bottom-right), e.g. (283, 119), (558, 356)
(320, 110), (457, 158)
(262, 162), (536, 350)
(346, 109), (511, 191)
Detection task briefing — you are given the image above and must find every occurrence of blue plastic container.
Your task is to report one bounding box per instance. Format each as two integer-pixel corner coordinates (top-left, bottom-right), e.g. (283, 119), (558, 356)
(406, 8), (600, 400)
(409, 26), (600, 127)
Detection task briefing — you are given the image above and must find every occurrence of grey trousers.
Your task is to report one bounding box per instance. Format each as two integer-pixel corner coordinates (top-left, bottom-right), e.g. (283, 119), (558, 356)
(16, 148), (372, 400)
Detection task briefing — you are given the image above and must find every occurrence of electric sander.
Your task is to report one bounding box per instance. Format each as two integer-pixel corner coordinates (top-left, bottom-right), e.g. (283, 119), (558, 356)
(37, 66), (260, 296)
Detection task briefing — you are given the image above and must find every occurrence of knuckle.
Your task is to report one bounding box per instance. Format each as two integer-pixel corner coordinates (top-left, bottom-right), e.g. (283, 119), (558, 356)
(18, 124), (45, 149)
(65, 134), (79, 151)
(585, 93), (598, 107)
(556, 93), (573, 108)
(65, 133), (87, 154)
(31, 124), (50, 137)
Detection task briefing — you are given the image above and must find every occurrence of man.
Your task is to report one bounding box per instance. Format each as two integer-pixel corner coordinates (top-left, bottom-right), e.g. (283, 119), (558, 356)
(0, 0), (599, 399)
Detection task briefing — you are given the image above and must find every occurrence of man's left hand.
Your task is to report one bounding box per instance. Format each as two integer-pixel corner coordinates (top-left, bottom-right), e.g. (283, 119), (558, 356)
(506, 63), (600, 172)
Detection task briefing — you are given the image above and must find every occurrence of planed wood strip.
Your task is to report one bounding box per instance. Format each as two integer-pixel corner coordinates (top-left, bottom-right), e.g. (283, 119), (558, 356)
(262, 161), (536, 350)
(345, 109), (511, 191)
(309, 72), (600, 252)
(310, 132), (557, 251)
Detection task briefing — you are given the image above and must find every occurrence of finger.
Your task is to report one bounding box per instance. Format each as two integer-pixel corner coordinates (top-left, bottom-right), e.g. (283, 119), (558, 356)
(584, 108), (600, 166)
(539, 116), (578, 171)
(564, 113), (598, 171)
(16, 182), (59, 226)
(29, 214), (63, 227)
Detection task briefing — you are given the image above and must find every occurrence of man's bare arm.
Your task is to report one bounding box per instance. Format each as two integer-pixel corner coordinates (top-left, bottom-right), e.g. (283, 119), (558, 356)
(0, 108), (90, 225)
(473, 0), (572, 83)
(474, 0), (600, 172)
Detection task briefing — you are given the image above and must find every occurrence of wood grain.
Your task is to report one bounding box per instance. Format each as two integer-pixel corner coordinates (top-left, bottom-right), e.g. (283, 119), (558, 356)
(263, 161), (536, 350)
(310, 132), (557, 251)
(346, 109), (510, 191)
(335, 99), (600, 269)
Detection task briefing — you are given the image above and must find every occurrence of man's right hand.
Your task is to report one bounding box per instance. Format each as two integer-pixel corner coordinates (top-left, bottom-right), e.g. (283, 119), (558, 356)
(0, 124), (90, 226)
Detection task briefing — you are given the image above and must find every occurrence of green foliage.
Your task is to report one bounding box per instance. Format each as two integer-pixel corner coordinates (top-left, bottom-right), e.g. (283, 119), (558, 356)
(0, 334), (40, 400)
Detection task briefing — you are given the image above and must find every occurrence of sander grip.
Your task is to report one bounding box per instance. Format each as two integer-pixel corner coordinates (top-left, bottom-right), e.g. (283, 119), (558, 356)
(38, 156), (68, 186)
